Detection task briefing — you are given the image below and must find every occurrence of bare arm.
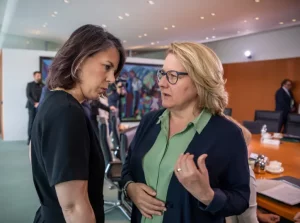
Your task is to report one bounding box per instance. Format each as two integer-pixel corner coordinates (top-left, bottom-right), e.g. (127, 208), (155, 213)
(55, 180), (95, 223)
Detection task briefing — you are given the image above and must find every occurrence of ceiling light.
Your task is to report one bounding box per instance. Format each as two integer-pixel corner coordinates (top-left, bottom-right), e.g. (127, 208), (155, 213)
(43, 23), (47, 28)
(51, 14), (56, 17)
(118, 16), (123, 20)
(123, 40), (127, 43)
(244, 50), (252, 58)
(237, 30), (240, 33)
(255, 17), (259, 20)
(144, 33), (147, 36)
(206, 37), (209, 40)
(125, 13), (130, 17)
(102, 24), (107, 28)
(64, 0), (70, 3)
(211, 13), (215, 16)
(212, 28), (215, 31)
(172, 25), (175, 28)
(212, 36), (216, 39)
(255, 0), (260, 2)
(200, 16), (204, 20)
(156, 41), (159, 43)
(151, 42), (155, 45)
(164, 27), (168, 30)
(148, 1), (154, 5)
(292, 19), (296, 22)
(244, 20), (247, 23)
(54, 11), (58, 15)
(138, 35), (142, 38)
(279, 22), (284, 25)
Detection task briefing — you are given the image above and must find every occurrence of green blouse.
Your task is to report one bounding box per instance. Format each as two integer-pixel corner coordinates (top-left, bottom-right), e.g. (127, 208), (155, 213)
(142, 109), (212, 223)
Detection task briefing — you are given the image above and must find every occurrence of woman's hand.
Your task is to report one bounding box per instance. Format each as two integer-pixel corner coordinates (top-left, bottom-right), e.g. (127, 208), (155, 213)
(257, 212), (280, 223)
(174, 153), (214, 206)
(127, 183), (166, 219)
(294, 212), (300, 223)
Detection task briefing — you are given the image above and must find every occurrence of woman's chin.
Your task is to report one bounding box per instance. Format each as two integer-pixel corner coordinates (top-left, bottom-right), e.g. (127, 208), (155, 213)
(162, 101), (173, 109)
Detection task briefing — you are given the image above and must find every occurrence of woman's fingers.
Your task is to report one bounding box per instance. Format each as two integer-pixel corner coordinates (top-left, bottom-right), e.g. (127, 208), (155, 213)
(140, 209), (152, 219)
(141, 202), (164, 216)
(143, 195), (166, 209)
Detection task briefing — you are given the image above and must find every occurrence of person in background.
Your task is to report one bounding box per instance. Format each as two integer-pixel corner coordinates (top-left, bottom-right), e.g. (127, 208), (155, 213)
(226, 116), (280, 223)
(25, 71), (44, 145)
(107, 81), (125, 112)
(37, 85), (50, 109)
(132, 72), (143, 116)
(30, 24), (125, 223)
(89, 99), (111, 135)
(122, 42), (250, 223)
(275, 79), (296, 132)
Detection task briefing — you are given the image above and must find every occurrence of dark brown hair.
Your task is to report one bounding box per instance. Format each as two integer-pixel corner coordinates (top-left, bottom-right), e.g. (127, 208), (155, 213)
(47, 24), (126, 90)
(33, 71), (41, 76)
(281, 79), (292, 87)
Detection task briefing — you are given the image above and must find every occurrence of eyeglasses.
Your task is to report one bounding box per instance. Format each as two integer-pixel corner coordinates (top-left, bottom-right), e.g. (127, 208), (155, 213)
(157, 69), (188, 85)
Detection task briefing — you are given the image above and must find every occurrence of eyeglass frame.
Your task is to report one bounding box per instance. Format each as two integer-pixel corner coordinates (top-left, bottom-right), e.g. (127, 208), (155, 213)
(157, 69), (188, 85)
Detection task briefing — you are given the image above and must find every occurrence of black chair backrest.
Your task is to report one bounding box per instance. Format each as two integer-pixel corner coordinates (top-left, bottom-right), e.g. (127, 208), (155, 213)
(254, 110), (282, 132)
(110, 113), (120, 150)
(98, 118), (113, 167)
(224, 108), (232, 116)
(286, 114), (300, 136)
(243, 121), (264, 134)
(119, 126), (138, 164)
(119, 133), (128, 164)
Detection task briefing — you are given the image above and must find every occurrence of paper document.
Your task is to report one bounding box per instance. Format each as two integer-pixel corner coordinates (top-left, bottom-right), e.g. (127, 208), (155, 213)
(256, 179), (300, 206)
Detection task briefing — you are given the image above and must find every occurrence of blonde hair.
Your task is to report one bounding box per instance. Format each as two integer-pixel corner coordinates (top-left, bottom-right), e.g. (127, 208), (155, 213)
(167, 42), (228, 115)
(226, 116), (252, 146)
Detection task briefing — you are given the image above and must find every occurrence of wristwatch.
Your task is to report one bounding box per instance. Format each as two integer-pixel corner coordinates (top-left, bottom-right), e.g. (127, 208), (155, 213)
(123, 181), (134, 199)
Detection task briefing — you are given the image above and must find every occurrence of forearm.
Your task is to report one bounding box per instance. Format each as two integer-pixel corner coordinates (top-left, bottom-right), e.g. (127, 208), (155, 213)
(62, 202), (96, 223)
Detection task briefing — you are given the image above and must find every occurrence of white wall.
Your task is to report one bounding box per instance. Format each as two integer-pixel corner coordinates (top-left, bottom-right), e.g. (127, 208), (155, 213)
(205, 26), (300, 64)
(2, 49), (56, 141)
(1, 49), (163, 141)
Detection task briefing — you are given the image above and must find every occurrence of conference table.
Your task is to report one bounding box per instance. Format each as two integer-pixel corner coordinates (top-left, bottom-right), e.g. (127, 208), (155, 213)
(250, 134), (300, 221)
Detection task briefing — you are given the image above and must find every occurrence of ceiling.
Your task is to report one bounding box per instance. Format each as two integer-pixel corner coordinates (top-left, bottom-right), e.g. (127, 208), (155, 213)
(1, 0), (300, 50)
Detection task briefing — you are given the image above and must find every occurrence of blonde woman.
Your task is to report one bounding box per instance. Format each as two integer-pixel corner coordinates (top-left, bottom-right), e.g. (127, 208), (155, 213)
(122, 42), (250, 223)
(226, 117), (280, 223)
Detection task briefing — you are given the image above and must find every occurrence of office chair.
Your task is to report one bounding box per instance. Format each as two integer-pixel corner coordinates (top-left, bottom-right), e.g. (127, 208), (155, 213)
(98, 118), (131, 220)
(109, 112), (121, 158)
(254, 110), (282, 132)
(224, 108), (232, 116)
(286, 114), (300, 136)
(243, 121), (264, 134)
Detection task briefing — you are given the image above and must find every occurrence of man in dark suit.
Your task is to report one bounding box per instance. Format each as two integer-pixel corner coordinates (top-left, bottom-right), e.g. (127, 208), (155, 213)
(275, 79), (296, 132)
(26, 71), (44, 144)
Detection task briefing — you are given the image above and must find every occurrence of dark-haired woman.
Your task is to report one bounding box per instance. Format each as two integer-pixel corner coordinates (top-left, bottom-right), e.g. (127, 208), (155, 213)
(30, 24), (126, 223)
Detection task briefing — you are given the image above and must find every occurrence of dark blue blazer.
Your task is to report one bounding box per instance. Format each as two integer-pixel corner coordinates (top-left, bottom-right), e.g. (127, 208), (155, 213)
(122, 109), (250, 223)
(275, 88), (294, 118)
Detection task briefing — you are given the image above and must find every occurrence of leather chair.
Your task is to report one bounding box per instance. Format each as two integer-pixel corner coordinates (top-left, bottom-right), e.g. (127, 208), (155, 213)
(254, 110), (282, 132)
(119, 126), (138, 164)
(224, 108), (232, 116)
(243, 121), (264, 134)
(109, 112), (121, 158)
(98, 118), (131, 220)
(286, 114), (300, 136)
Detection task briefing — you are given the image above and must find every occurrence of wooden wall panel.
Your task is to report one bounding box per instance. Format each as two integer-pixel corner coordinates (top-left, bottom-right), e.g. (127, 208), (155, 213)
(223, 57), (300, 123)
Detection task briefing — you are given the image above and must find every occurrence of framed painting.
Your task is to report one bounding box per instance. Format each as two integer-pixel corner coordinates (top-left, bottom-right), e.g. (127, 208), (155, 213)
(39, 56), (54, 81)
